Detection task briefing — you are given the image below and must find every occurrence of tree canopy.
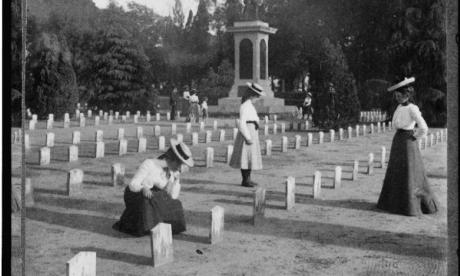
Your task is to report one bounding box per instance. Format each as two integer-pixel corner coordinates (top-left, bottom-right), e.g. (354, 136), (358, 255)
(11, 0), (446, 126)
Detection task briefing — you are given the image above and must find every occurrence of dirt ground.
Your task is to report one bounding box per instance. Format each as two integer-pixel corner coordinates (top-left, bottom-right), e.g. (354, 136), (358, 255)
(11, 117), (448, 275)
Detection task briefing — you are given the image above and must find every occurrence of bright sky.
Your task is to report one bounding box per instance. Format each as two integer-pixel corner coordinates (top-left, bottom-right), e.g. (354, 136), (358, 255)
(92, 0), (200, 16)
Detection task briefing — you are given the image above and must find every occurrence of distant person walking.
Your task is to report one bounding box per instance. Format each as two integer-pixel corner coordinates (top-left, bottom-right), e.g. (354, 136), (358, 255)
(189, 89), (200, 123)
(377, 77), (438, 216)
(201, 97), (209, 123)
(229, 82), (265, 187)
(302, 92), (313, 120)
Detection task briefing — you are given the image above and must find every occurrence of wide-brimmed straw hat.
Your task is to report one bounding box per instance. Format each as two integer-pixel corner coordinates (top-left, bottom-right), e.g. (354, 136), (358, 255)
(170, 138), (194, 167)
(387, 77), (415, 92)
(246, 82), (266, 96)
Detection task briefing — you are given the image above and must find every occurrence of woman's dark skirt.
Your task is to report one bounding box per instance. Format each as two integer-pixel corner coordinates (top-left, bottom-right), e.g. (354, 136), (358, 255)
(377, 129), (438, 216)
(113, 187), (186, 236)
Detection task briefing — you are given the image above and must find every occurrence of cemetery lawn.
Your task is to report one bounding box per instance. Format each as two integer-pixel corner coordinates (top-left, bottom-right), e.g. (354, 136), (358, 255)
(11, 120), (447, 275)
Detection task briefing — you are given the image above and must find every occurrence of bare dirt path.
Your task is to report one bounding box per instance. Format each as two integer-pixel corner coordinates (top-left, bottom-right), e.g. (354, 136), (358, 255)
(11, 119), (447, 275)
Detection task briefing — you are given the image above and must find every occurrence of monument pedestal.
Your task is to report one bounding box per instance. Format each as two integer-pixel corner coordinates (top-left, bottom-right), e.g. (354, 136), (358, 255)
(217, 97), (288, 115)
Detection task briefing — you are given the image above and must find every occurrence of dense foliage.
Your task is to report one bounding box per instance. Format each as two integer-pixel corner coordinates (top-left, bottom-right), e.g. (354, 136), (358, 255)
(11, 0), (446, 126)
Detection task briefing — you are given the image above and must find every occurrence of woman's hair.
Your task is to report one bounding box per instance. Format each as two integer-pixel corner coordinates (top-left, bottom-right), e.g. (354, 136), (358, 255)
(158, 148), (175, 160)
(241, 89), (259, 103)
(396, 85), (415, 102)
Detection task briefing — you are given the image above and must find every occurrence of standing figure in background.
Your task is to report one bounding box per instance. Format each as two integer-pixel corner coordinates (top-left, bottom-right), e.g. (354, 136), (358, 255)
(328, 82), (336, 112)
(302, 92), (313, 121)
(377, 77), (438, 216)
(182, 85), (191, 122)
(189, 89), (200, 123)
(201, 97), (209, 123)
(170, 85), (178, 121)
(229, 82), (265, 187)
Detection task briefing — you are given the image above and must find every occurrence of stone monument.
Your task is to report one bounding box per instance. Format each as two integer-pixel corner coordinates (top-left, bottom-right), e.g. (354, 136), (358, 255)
(217, 1), (288, 114)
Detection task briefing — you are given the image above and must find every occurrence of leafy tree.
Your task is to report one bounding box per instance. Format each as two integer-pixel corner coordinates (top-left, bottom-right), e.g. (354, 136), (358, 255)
(387, 0), (446, 126)
(91, 4), (150, 111)
(27, 32), (79, 119)
(199, 59), (234, 105)
(311, 38), (360, 128)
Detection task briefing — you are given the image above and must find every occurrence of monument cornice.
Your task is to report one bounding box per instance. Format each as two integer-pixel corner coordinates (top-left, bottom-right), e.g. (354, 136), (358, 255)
(226, 20), (277, 35)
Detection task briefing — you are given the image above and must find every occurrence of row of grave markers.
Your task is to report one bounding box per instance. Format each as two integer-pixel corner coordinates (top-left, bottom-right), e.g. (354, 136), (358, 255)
(28, 109), (224, 130)
(32, 121), (447, 166)
(359, 110), (387, 123)
(65, 205), (224, 273)
(30, 127), (448, 272)
(29, 127), (448, 198)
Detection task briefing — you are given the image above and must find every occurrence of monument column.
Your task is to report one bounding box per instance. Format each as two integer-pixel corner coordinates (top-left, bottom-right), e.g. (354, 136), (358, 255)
(217, 20), (289, 114)
(253, 36), (260, 83)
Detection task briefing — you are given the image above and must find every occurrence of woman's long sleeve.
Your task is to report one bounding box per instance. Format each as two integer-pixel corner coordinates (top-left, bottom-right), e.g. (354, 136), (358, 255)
(128, 160), (152, 192)
(166, 172), (181, 199)
(410, 105), (428, 139)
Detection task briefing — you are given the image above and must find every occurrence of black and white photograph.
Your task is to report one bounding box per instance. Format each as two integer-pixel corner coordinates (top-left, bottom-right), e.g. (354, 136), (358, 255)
(5, 0), (458, 275)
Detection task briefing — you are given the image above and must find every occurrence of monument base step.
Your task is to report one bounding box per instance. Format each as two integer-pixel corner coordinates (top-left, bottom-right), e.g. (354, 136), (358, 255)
(213, 97), (297, 115)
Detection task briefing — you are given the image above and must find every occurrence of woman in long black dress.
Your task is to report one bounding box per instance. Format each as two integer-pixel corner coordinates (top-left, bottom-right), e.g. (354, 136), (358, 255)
(376, 77), (438, 216)
(113, 139), (194, 236)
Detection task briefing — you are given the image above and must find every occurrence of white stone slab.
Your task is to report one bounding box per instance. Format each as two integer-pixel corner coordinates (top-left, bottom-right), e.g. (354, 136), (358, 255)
(40, 147), (51, 165)
(285, 176), (295, 210)
(150, 223), (173, 267)
(66, 251), (96, 276)
(209, 206), (225, 244)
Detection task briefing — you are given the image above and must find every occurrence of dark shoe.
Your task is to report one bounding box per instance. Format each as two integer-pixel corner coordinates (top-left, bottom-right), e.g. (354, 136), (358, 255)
(247, 181), (259, 187)
(241, 182), (256, 187)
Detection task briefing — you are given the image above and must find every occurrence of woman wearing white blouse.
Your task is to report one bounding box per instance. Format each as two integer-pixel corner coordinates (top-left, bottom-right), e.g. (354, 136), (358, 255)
(229, 82), (265, 187)
(113, 139), (194, 236)
(377, 77), (438, 216)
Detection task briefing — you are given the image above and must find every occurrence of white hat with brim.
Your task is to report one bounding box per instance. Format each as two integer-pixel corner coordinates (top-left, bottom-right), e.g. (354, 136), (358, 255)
(387, 77), (415, 92)
(246, 82), (266, 96)
(170, 138), (194, 167)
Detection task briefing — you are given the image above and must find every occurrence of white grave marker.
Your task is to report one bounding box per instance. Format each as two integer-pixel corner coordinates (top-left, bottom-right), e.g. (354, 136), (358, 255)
(67, 169), (84, 196)
(46, 132), (55, 147)
(118, 139), (127, 156)
(205, 130), (212, 143)
(209, 206), (225, 244)
(253, 187), (266, 225)
(313, 171), (322, 199)
(352, 160), (359, 180)
(281, 136), (288, 152)
(367, 153), (374, 175)
(192, 132), (199, 145)
(265, 139), (272, 156)
(158, 136), (166, 151)
(95, 130), (103, 142)
(206, 147), (214, 168)
(138, 137), (147, 153)
(294, 135), (301, 149)
(72, 131), (81, 144)
(111, 163), (125, 186)
(66, 251), (96, 276)
(318, 131), (324, 144)
(285, 176), (295, 210)
(334, 166), (342, 189)
(150, 223), (173, 267)
(68, 145), (78, 162)
(40, 147), (51, 165)
(306, 133), (313, 147)
(95, 142), (105, 158)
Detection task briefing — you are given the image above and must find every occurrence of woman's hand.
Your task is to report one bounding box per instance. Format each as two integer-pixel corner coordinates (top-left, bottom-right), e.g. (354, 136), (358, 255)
(245, 139), (253, 145)
(142, 187), (153, 199)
